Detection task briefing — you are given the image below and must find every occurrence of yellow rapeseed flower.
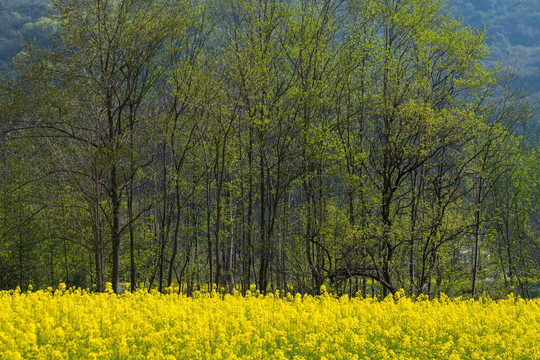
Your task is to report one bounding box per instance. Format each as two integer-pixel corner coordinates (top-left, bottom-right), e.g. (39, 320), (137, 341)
(0, 288), (539, 359)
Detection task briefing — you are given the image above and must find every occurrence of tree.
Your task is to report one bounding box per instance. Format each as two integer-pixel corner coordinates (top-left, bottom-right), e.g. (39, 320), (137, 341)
(2, 0), (190, 293)
(0, 0), (536, 297)
(328, 0), (524, 296)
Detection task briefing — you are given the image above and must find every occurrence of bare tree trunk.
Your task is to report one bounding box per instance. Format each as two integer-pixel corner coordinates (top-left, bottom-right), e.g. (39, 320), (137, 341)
(241, 126), (254, 295)
(258, 157), (268, 293)
(128, 110), (137, 293)
(90, 181), (104, 292)
(471, 175), (483, 297)
(111, 164), (122, 294)
(504, 169), (515, 289)
(206, 171), (213, 288)
(95, 247), (104, 293)
(158, 144), (168, 293)
(167, 179), (182, 288)
(228, 187), (235, 287)
(214, 139), (227, 291)
(128, 192), (136, 292)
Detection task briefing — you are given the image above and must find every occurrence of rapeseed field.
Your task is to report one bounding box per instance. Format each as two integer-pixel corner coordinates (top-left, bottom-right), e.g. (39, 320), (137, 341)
(1, 284), (539, 359)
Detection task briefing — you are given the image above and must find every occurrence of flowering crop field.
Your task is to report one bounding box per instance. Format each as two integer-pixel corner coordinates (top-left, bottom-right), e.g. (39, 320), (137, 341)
(1, 286), (539, 360)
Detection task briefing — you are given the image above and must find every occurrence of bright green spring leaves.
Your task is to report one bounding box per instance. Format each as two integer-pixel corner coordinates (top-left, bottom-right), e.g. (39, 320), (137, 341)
(1, 287), (539, 359)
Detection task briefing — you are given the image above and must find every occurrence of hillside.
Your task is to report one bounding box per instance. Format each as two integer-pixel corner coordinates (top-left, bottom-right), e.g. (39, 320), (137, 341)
(451, 0), (540, 93)
(0, 0), (50, 71)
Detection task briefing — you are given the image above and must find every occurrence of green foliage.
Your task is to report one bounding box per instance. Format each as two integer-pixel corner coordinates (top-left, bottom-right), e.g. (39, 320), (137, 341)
(0, 0), (538, 298)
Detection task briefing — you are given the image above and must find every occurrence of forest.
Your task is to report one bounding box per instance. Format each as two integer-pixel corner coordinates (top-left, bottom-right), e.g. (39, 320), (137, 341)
(0, 0), (539, 298)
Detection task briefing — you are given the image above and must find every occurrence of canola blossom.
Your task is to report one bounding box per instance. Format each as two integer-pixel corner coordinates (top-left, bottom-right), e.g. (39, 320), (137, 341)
(1, 285), (539, 359)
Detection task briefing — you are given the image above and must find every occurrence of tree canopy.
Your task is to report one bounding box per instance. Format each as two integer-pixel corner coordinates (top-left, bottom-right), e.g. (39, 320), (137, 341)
(0, 0), (538, 298)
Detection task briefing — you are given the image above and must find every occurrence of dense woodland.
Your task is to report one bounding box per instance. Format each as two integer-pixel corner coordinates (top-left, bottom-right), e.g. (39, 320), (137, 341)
(0, 0), (539, 298)
(453, 0), (540, 94)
